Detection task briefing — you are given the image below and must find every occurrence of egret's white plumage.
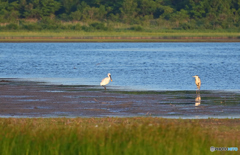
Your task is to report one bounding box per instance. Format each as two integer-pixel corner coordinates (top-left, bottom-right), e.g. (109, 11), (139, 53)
(193, 75), (201, 90)
(100, 73), (112, 90)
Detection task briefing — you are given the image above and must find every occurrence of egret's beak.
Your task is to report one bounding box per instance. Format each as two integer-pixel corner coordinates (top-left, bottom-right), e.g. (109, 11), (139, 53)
(110, 75), (113, 82)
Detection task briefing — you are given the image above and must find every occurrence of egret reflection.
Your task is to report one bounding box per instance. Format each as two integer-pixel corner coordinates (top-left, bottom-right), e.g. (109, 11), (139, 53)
(195, 93), (201, 106)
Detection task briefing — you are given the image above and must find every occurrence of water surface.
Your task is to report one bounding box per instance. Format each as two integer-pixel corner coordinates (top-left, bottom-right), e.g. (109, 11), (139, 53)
(0, 42), (239, 90)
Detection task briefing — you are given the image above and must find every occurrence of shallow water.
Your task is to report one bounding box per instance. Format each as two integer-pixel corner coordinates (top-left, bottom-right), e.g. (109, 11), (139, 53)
(0, 42), (239, 90)
(0, 80), (240, 118)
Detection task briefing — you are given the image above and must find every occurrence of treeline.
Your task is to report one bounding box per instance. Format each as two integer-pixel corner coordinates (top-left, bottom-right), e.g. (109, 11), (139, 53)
(0, 0), (240, 31)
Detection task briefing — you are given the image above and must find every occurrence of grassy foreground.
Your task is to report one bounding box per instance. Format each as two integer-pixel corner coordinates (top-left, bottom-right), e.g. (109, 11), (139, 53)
(0, 117), (239, 155)
(0, 31), (240, 42)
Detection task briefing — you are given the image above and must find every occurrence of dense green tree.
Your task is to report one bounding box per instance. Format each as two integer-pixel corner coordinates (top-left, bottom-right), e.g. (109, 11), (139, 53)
(0, 0), (19, 22)
(21, 0), (60, 19)
(0, 0), (239, 30)
(170, 9), (189, 27)
(120, 0), (138, 24)
(187, 0), (206, 19)
(138, 0), (157, 16)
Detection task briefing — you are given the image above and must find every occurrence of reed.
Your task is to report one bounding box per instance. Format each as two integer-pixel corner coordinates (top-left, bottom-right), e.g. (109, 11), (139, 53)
(0, 117), (239, 155)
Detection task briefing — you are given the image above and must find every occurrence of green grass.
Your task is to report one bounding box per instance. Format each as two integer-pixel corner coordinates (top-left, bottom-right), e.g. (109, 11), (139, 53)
(0, 30), (239, 42)
(0, 30), (239, 37)
(0, 117), (239, 155)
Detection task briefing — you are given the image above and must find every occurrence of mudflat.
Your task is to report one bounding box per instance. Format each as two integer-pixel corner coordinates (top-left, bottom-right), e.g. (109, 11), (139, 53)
(0, 79), (239, 118)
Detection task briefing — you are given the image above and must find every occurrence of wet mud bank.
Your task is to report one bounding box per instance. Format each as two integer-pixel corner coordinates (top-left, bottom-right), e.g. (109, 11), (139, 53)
(0, 79), (240, 118)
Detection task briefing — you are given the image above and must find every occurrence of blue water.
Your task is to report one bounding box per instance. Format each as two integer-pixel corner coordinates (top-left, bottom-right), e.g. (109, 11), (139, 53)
(0, 42), (239, 90)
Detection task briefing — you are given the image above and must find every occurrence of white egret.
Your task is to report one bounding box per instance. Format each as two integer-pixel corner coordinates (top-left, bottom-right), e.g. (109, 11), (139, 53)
(193, 75), (201, 90)
(100, 73), (112, 90)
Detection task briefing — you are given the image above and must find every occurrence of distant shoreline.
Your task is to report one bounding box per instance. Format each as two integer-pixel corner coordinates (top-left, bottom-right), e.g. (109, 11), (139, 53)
(0, 31), (239, 42)
(0, 36), (240, 42)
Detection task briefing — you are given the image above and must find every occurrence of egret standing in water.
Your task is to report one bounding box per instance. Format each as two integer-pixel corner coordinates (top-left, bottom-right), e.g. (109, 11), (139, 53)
(193, 75), (201, 90)
(100, 73), (112, 90)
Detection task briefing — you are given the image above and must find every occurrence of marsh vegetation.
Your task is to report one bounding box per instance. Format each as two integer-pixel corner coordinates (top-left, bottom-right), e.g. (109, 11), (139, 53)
(0, 117), (239, 155)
